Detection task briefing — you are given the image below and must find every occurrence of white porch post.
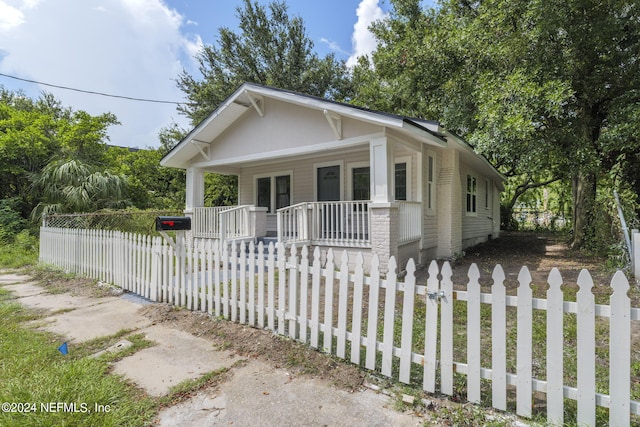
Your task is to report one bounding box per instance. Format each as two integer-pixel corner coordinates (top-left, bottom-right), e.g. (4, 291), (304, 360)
(437, 149), (462, 258)
(185, 167), (204, 244)
(185, 167), (205, 212)
(369, 136), (394, 202)
(369, 136), (398, 273)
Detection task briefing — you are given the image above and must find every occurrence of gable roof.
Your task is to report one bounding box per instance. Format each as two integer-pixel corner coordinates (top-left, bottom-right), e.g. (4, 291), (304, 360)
(161, 82), (447, 168)
(160, 82), (505, 186)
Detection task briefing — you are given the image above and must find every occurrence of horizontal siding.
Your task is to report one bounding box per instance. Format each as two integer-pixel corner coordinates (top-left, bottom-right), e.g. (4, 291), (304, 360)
(208, 98), (382, 162)
(238, 145), (422, 207)
(460, 162), (495, 243)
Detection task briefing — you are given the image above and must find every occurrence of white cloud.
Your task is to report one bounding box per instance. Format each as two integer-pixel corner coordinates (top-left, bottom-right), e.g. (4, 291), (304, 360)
(0, 0), (200, 148)
(319, 37), (348, 56)
(346, 0), (387, 67)
(0, 1), (25, 31)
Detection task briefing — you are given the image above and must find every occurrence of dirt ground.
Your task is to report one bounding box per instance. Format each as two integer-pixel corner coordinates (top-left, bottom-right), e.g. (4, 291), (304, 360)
(426, 231), (629, 302)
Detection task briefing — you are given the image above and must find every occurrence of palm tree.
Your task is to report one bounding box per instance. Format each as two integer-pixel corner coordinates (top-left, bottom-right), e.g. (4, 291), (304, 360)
(30, 158), (128, 218)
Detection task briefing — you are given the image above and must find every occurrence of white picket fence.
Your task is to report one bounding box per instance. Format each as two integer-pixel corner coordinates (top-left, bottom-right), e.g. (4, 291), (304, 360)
(39, 226), (639, 426)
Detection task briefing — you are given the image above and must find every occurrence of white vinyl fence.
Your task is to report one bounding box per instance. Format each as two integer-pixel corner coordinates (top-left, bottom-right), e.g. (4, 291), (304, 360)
(39, 226), (639, 426)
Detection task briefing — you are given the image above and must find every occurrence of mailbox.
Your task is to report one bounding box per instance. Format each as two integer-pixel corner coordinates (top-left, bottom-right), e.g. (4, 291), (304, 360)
(155, 216), (191, 231)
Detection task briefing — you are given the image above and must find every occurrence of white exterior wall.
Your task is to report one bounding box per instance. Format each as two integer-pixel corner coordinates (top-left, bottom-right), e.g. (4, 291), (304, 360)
(206, 98), (382, 162)
(421, 148), (439, 259)
(460, 162), (498, 248)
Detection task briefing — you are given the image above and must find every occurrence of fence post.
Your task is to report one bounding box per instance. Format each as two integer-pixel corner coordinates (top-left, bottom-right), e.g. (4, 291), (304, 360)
(633, 229), (639, 282)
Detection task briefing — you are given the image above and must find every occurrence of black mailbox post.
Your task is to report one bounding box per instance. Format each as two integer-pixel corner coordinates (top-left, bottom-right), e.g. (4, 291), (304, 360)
(155, 216), (191, 232)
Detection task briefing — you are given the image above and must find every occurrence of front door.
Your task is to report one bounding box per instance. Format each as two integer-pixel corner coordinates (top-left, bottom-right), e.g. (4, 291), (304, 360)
(317, 165), (340, 201)
(316, 165), (341, 239)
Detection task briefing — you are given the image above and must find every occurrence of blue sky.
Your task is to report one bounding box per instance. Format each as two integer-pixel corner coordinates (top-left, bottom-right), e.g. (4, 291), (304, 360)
(0, 0), (435, 148)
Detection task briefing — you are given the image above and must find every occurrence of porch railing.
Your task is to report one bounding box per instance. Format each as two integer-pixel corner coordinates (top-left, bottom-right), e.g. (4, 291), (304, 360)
(218, 205), (252, 244)
(191, 206), (233, 239)
(277, 203), (309, 244)
(191, 206), (252, 243)
(397, 201), (422, 244)
(278, 201), (371, 247)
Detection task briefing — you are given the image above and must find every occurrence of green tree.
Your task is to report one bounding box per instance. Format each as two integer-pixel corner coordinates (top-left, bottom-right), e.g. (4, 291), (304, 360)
(176, 0), (352, 125)
(30, 158), (128, 217)
(353, 0), (640, 248)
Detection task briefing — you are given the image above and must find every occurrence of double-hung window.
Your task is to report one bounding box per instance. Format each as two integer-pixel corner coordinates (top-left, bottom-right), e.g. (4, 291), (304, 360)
(256, 173), (291, 213)
(466, 174), (477, 214)
(349, 161), (410, 201)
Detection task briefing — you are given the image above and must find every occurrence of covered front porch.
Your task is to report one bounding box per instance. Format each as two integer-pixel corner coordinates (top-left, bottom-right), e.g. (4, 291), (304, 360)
(189, 200), (422, 249)
(183, 132), (432, 271)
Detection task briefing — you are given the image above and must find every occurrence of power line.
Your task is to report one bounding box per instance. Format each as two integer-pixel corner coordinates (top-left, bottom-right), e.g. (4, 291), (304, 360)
(0, 72), (185, 105)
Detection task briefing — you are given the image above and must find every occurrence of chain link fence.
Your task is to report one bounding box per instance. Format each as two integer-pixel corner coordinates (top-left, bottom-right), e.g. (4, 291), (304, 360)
(42, 210), (183, 235)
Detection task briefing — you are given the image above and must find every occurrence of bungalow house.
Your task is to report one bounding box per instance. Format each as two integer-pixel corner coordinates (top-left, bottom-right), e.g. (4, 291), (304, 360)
(160, 83), (505, 272)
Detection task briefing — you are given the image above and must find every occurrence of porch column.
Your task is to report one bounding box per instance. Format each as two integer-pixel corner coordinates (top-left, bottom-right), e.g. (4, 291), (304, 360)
(437, 149), (462, 257)
(370, 202), (399, 275)
(249, 206), (268, 239)
(369, 136), (394, 203)
(185, 167), (205, 213)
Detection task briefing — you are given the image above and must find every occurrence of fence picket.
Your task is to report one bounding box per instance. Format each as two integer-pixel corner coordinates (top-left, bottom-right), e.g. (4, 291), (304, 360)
(299, 246), (310, 344)
(323, 249), (335, 354)
(491, 264), (507, 411)
(467, 263), (482, 403)
(516, 266), (533, 418)
(214, 241), (221, 316)
(239, 241), (247, 324)
(547, 268), (564, 425)
(350, 252), (364, 365)
(381, 256), (398, 378)
(577, 269), (596, 426)
(230, 242), (238, 322)
(365, 254), (381, 371)
(277, 242), (286, 335)
(288, 244), (299, 340)
(200, 239), (207, 312)
(440, 261), (454, 396)
(336, 251), (349, 359)
(423, 260), (439, 393)
(207, 240), (214, 314)
(610, 270), (630, 426)
(310, 247), (321, 349)
(399, 259), (416, 384)
(257, 242), (265, 328)
(248, 241), (256, 326)
(267, 242), (275, 331)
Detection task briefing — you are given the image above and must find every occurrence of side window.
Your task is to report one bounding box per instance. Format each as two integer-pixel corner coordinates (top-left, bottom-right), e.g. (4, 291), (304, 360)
(466, 174), (477, 214)
(257, 177), (271, 212)
(395, 162), (407, 201)
(352, 167), (370, 201)
(275, 175), (290, 210)
(427, 155), (435, 212)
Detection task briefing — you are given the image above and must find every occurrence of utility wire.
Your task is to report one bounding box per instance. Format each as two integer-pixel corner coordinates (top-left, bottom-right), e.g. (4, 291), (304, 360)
(0, 72), (185, 105)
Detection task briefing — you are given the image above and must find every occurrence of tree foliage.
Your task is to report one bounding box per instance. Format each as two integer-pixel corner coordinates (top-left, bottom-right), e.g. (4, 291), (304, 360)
(353, 0), (640, 249)
(176, 0), (353, 125)
(30, 158), (128, 217)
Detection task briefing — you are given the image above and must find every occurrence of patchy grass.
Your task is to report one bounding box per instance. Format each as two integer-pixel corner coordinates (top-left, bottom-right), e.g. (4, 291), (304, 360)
(0, 301), (157, 426)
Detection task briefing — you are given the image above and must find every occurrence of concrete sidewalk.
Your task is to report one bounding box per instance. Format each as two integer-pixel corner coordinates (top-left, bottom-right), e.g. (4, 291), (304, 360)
(0, 271), (423, 426)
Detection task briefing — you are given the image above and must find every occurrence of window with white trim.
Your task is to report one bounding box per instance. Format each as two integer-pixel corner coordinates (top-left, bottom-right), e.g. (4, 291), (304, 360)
(466, 174), (477, 214)
(395, 162), (407, 201)
(255, 173), (291, 213)
(427, 154), (435, 214)
(485, 179), (490, 209)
